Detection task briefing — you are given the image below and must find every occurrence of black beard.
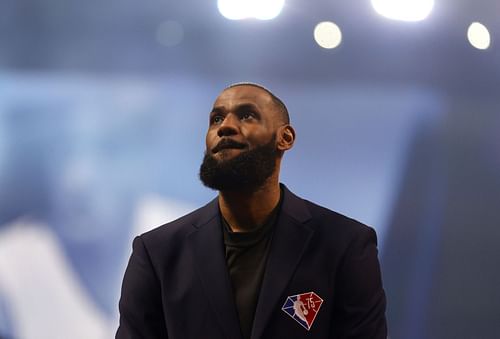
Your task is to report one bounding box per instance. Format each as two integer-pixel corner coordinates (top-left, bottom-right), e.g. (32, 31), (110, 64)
(199, 136), (279, 192)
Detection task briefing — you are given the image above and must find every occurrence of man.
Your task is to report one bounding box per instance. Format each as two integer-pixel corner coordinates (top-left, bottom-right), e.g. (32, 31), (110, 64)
(117, 83), (387, 339)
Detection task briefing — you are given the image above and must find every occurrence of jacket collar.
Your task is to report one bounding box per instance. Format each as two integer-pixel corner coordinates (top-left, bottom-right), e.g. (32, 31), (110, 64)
(188, 184), (314, 339)
(191, 184), (312, 228)
(251, 184), (313, 339)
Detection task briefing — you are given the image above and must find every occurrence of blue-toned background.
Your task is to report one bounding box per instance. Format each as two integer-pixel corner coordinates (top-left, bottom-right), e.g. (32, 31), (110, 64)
(1, 1), (499, 338)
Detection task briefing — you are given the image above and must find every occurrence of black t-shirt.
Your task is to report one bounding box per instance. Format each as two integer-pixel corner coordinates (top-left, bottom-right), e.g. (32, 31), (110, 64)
(222, 194), (282, 339)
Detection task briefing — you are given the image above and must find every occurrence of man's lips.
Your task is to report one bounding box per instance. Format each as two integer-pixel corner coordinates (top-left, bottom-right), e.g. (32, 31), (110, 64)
(212, 139), (247, 154)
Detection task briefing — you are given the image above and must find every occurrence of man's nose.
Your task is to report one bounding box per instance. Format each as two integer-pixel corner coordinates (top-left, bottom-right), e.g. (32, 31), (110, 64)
(217, 114), (239, 137)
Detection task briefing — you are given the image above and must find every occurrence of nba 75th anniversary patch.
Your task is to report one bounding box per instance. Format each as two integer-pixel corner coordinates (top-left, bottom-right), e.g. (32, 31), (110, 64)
(281, 291), (323, 330)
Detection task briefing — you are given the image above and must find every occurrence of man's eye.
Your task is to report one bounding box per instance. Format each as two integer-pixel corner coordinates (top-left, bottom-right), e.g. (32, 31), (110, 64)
(212, 116), (224, 124)
(241, 113), (253, 120)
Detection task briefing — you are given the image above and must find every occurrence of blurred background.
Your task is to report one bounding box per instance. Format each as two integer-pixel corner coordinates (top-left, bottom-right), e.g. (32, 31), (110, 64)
(0, 0), (499, 338)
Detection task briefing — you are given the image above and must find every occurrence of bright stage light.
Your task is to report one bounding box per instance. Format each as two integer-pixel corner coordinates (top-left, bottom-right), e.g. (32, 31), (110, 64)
(467, 22), (491, 50)
(217, 0), (285, 20)
(218, 0), (247, 20)
(314, 21), (342, 49)
(371, 0), (434, 21)
(254, 0), (285, 20)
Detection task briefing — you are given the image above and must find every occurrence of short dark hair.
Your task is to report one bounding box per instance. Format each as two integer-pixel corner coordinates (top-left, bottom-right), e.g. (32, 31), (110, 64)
(225, 82), (290, 124)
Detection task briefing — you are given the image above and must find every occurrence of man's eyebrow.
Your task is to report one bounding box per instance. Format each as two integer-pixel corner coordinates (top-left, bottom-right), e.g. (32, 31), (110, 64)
(235, 103), (260, 112)
(210, 103), (261, 115)
(210, 106), (226, 115)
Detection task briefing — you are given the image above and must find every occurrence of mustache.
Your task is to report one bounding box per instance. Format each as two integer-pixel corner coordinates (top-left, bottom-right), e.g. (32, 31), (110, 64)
(211, 138), (248, 154)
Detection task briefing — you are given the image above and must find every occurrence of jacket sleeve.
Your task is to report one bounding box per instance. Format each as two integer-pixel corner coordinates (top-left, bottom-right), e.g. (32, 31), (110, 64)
(331, 226), (387, 339)
(116, 236), (168, 339)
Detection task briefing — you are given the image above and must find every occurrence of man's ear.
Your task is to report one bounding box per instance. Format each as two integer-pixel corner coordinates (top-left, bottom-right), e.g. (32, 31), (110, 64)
(277, 124), (296, 151)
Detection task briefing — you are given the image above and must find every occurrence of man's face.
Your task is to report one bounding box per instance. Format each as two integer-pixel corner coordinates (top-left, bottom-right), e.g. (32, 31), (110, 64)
(199, 85), (281, 191)
(206, 85), (280, 160)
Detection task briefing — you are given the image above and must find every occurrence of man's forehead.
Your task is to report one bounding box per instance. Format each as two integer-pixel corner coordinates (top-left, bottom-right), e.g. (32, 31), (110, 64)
(213, 85), (273, 107)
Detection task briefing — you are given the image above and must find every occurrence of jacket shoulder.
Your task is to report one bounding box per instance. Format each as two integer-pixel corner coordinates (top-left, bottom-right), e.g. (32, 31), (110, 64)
(139, 198), (218, 247)
(300, 198), (377, 242)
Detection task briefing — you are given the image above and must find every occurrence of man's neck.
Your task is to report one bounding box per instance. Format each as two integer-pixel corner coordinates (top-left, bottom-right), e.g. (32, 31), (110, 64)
(218, 179), (281, 232)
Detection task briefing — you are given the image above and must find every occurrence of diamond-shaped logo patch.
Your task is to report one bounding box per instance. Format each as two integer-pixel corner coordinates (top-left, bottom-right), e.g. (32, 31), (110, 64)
(281, 291), (324, 331)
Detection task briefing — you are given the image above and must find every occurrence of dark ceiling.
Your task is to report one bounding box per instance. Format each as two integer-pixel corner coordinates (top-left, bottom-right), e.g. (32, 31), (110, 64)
(1, 0), (499, 93)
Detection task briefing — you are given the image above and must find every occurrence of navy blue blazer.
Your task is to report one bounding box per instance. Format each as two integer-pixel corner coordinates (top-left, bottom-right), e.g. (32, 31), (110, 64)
(117, 185), (387, 339)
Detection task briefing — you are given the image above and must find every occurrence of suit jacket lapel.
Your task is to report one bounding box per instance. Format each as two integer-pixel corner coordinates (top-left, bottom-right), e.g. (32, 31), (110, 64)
(251, 185), (314, 339)
(188, 199), (243, 339)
